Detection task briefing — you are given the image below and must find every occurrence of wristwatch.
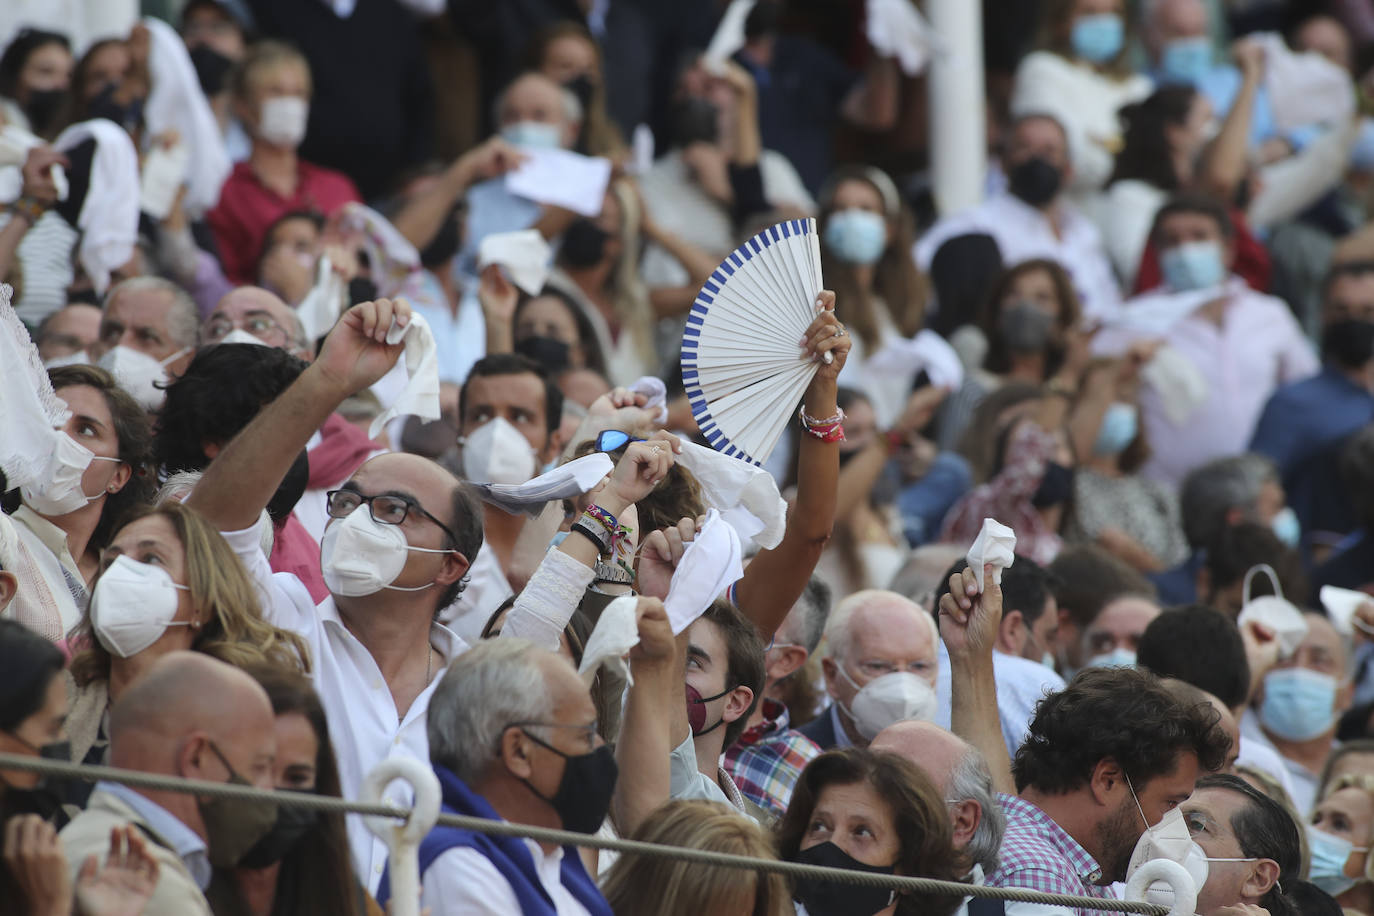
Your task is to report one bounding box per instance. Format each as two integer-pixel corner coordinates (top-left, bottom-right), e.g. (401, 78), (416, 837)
(593, 558), (634, 585)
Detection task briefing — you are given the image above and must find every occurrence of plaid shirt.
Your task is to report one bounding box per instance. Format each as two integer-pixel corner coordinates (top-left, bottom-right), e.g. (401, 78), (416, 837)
(723, 700), (821, 817)
(986, 794), (1112, 916)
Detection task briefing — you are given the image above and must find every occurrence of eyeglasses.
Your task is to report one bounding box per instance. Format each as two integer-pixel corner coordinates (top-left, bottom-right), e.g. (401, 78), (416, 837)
(594, 430), (642, 453)
(326, 489), (459, 547)
(507, 720), (600, 752)
(853, 659), (935, 679)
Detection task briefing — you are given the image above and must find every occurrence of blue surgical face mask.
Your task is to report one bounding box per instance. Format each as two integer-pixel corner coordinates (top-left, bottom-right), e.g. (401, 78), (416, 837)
(1271, 506), (1301, 549)
(1071, 13), (1124, 64)
(1159, 37), (1213, 85)
(1307, 825), (1367, 897)
(1087, 647), (1136, 669)
(1260, 668), (1338, 741)
(824, 208), (887, 265)
(1093, 402), (1138, 456)
(1160, 240), (1226, 292)
(501, 120), (563, 150)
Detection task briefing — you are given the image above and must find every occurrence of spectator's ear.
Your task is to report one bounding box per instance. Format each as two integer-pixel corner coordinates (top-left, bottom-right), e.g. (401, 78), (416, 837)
(1239, 857), (1280, 901)
(0, 571), (17, 614)
(765, 644), (807, 683)
(949, 798), (980, 851)
(723, 685), (753, 726)
(998, 609), (1026, 656)
(498, 726), (535, 781)
(1088, 757), (1127, 807)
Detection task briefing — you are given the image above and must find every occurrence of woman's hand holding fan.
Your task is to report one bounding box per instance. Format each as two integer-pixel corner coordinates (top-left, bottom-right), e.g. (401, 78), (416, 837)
(799, 290), (851, 379)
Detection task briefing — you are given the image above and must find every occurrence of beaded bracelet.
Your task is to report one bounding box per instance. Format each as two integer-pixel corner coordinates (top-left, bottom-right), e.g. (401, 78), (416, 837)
(582, 504), (633, 560)
(8, 196), (47, 226)
(798, 405), (846, 443)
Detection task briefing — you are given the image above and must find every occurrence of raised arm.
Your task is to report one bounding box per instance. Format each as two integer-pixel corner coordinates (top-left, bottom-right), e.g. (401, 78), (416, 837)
(734, 291), (849, 639)
(612, 596), (680, 837)
(1197, 39), (1263, 201)
(389, 138), (525, 250)
(940, 563), (1016, 794)
(186, 299), (410, 530)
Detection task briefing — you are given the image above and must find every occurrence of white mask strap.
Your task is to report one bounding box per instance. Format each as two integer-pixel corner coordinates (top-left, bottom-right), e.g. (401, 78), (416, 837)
(1242, 563), (1282, 605)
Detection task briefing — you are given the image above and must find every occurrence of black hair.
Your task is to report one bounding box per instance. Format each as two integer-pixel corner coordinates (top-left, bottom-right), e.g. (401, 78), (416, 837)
(0, 620), (66, 733)
(1110, 87), (1198, 191)
(438, 483), (485, 613)
(154, 344), (308, 473)
(1136, 606), (1251, 710)
(1195, 774), (1303, 916)
(1150, 192), (1235, 245)
(1013, 666), (1230, 794)
(0, 28), (70, 98)
(459, 353), (563, 437)
(932, 556), (1055, 628)
(1047, 544), (1156, 632)
(698, 601), (765, 750)
(1202, 522), (1307, 605)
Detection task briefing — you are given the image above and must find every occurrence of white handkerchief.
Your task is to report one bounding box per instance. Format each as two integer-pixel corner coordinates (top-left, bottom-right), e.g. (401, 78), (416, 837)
(628, 123), (655, 176)
(1320, 586), (1372, 637)
(578, 595), (640, 687)
(478, 229), (552, 296)
(296, 254), (347, 343)
(1142, 346), (1209, 426)
(865, 0), (941, 76)
(665, 509), (744, 634)
(1105, 285), (1226, 337)
(676, 440), (787, 550)
(1258, 32), (1355, 133)
(704, 0), (756, 73)
(505, 148), (612, 217)
(0, 284), (73, 490)
(966, 518), (1016, 592)
(865, 329), (965, 390)
(629, 376), (668, 425)
(139, 140), (190, 220)
(470, 453), (613, 517)
(1238, 597), (1309, 657)
(368, 312), (440, 438)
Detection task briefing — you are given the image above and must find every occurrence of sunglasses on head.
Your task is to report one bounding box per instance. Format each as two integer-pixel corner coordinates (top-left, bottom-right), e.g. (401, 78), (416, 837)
(594, 430), (643, 453)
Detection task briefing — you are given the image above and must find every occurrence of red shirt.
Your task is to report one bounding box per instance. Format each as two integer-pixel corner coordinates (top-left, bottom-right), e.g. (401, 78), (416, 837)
(207, 159), (361, 284)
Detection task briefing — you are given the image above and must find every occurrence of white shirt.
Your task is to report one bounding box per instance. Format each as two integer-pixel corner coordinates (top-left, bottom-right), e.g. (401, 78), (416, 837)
(437, 540), (514, 643)
(913, 191), (1122, 322)
(1093, 279), (1319, 488)
(1239, 708), (1321, 815)
(421, 840), (592, 916)
(7, 505), (85, 639)
(222, 519), (469, 892)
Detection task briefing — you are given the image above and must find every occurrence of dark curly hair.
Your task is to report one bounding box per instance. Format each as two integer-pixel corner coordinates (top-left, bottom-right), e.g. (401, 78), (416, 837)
(1137, 606), (1251, 710)
(47, 365), (155, 554)
(153, 343), (308, 474)
(776, 748), (962, 916)
(1013, 666), (1231, 794)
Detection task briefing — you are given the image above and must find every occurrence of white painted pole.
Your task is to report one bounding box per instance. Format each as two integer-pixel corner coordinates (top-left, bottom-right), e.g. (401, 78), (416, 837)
(927, 0), (988, 216)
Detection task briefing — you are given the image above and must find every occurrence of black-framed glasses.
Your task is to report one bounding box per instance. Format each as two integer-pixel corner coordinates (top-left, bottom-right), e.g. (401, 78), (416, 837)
(326, 489), (459, 547)
(594, 430), (642, 453)
(506, 720), (600, 752)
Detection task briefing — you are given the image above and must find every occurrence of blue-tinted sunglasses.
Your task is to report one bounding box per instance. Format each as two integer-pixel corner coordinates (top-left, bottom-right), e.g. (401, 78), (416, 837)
(594, 430), (643, 452)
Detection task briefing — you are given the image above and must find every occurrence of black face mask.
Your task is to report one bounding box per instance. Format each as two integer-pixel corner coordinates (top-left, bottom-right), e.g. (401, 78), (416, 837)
(419, 209), (462, 269)
(236, 789), (319, 868)
(21, 87), (66, 132)
(0, 736), (71, 821)
(1322, 318), (1374, 370)
(1031, 460), (1074, 508)
(670, 96), (720, 147)
(514, 335), (572, 374)
(563, 74), (595, 113)
(266, 449), (310, 525)
(518, 730), (617, 834)
(188, 45), (235, 96)
(998, 301), (1056, 353)
(791, 842), (897, 916)
(560, 219), (610, 269)
(87, 82), (142, 129)
(1008, 156), (1063, 207)
(348, 276), (378, 305)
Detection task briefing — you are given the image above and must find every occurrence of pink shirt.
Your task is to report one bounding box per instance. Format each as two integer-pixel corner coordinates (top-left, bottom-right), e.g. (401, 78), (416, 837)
(1095, 280), (1319, 488)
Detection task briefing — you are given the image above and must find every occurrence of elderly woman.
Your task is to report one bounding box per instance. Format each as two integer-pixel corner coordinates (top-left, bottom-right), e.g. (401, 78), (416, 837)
(777, 747), (962, 916)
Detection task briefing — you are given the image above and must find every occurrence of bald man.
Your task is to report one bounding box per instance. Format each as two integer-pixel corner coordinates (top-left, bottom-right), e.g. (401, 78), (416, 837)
(872, 721), (1006, 915)
(58, 653), (276, 916)
(799, 589), (940, 750)
(202, 286), (308, 357)
(187, 298), (489, 889)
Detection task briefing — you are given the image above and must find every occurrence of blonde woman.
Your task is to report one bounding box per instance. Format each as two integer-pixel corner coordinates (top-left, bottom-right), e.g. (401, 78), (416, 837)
(1311, 773), (1374, 913)
(600, 799), (793, 916)
(65, 501), (309, 771)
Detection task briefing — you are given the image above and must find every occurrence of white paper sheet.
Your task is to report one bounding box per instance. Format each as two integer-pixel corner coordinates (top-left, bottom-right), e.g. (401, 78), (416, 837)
(505, 148), (612, 217)
(966, 518), (1016, 592)
(469, 453), (613, 517)
(664, 509), (743, 634)
(478, 229), (552, 296)
(578, 594), (641, 687)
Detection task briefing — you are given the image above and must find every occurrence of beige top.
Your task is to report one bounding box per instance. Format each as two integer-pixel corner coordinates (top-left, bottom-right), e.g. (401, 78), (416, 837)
(3, 506), (85, 641)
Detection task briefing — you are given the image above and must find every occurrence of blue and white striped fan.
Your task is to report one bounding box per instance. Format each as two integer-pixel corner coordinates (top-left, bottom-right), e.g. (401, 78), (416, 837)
(681, 218), (825, 466)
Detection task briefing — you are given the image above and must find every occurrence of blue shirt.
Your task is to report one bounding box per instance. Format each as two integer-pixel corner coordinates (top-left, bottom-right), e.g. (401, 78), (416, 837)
(96, 780), (211, 890)
(1156, 64), (1322, 152)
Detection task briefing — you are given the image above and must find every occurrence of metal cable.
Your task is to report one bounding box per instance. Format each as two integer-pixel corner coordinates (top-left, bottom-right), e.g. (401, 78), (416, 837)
(0, 753), (1168, 914)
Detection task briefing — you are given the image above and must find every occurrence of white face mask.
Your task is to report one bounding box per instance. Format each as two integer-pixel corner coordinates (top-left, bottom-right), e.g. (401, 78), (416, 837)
(258, 96), (309, 148)
(460, 417), (538, 486)
(90, 555), (193, 658)
(216, 328), (270, 348)
(21, 431), (123, 516)
(97, 345), (189, 412)
(319, 506), (452, 597)
(43, 350), (90, 369)
(1124, 779), (1254, 905)
(836, 665), (937, 741)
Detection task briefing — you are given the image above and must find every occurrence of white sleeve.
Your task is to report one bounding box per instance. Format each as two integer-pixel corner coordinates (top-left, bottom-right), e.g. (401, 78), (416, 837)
(501, 548), (594, 651)
(420, 848), (522, 915)
(1004, 903), (1077, 916)
(219, 517), (315, 633)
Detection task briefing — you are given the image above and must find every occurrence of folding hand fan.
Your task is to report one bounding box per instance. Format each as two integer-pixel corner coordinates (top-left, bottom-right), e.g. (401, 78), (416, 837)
(681, 218), (825, 466)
